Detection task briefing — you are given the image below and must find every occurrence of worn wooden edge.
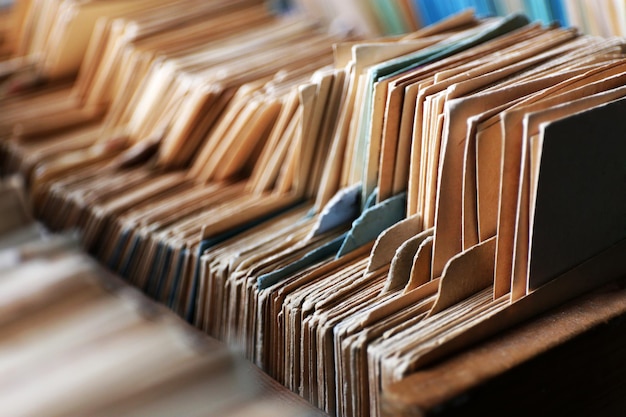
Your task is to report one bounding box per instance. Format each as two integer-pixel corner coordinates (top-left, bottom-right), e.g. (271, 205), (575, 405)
(382, 277), (626, 417)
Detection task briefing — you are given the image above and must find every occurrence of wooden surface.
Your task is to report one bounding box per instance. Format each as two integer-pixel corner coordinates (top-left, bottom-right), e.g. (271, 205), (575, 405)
(381, 278), (626, 417)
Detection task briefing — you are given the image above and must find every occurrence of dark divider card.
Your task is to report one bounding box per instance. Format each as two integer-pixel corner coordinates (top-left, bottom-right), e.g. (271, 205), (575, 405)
(529, 96), (626, 290)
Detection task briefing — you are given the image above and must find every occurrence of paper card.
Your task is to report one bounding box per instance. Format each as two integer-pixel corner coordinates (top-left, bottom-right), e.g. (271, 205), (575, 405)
(25, 0), (63, 63)
(403, 233), (626, 374)
(508, 123), (534, 300)
(352, 15), (530, 205)
(344, 38), (450, 194)
(301, 70), (345, 200)
(249, 89), (302, 193)
(525, 94), (626, 291)
(174, 195), (299, 317)
(366, 37), (461, 203)
(190, 81), (266, 180)
(257, 231), (344, 290)
(0, 87), (81, 135)
(302, 70), (341, 199)
(315, 269), (386, 412)
(406, 26), (549, 222)
(494, 61), (626, 297)
(466, 104), (514, 246)
(299, 258), (370, 405)
(280, 245), (371, 391)
(336, 192), (406, 257)
(314, 66), (358, 210)
(404, 233), (434, 293)
(216, 97), (283, 181)
(367, 279), (439, 327)
(256, 258), (324, 369)
(42, 0), (152, 80)
(366, 213), (423, 273)
(193, 202), (314, 321)
(36, 161), (108, 228)
(364, 77), (396, 202)
(366, 307), (430, 415)
(488, 38), (624, 89)
(386, 24), (546, 213)
(382, 227), (433, 293)
(431, 60), (597, 281)
(429, 237), (496, 315)
(380, 98), (624, 374)
(390, 289), (502, 377)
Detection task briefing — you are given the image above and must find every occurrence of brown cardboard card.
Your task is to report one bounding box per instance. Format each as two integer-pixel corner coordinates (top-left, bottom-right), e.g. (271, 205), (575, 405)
(404, 233), (434, 293)
(366, 213), (423, 274)
(394, 93), (626, 377)
(382, 226), (431, 293)
(432, 64), (582, 280)
(41, 0), (172, 80)
(495, 60), (626, 297)
(385, 25), (544, 202)
(409, 27), (573, 228)
(399, 23), (544, 209)
(339, 37), (451, 192)
(466, 62), (613, 249)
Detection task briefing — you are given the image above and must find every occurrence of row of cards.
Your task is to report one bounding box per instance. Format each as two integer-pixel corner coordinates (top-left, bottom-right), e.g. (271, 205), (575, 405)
(1, 3), (626, 417)
(0, 179), (320, 417)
